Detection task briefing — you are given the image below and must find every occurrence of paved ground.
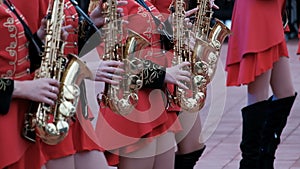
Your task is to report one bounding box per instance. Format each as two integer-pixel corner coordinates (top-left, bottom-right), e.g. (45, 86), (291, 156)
(194, 39), (300, 169)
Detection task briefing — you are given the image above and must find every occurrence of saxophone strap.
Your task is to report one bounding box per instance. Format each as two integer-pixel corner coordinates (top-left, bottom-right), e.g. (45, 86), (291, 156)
(4, 0), (43, 72)
(69, 0), (102, 56)
(135, 0), (173, 41)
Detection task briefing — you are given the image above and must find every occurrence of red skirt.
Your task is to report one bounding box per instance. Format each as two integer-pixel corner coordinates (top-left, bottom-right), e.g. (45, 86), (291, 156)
(226, 41), (289, 86)
(17, 106), (103, 169)
(95, 89), (181, 166)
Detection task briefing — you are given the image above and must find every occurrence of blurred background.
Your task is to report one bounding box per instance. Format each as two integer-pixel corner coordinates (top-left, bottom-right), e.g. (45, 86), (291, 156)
(212, 0), (299, 40)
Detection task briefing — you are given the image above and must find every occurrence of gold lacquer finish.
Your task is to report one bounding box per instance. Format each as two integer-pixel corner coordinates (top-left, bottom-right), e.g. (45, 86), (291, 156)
(172, 0), (231, 113)
(100, 0), (149, 116)
(22, 0), (93, 145)
(193, 0), (231, 82)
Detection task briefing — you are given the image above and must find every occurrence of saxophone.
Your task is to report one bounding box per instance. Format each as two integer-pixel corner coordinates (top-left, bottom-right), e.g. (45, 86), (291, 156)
(172, 0), (230, 113)
(22, 0), (93, 145)
(192, 0), (231, 82)
(100, 0), (149, 116)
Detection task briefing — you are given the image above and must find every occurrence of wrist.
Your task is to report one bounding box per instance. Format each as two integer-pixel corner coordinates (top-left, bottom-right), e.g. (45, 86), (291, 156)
(12, 80), (26, 99)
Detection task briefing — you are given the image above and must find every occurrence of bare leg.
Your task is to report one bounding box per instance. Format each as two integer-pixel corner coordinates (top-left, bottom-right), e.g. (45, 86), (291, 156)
(247, 70), (271, 105)
(270, 57), (295, 98)
(118, 139), (156, 169)
(153, 132), (176, 169)
(74, 150), (109, 169)
(45, 155), (75, 169)
(176, 112), (205, 154)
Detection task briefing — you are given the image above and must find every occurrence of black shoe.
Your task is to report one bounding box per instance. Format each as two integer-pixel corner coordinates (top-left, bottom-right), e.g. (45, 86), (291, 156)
(175, 145), (206, 169)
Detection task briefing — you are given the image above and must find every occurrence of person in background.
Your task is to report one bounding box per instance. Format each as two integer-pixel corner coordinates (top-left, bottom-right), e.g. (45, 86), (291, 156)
(226, 0), (297, 169)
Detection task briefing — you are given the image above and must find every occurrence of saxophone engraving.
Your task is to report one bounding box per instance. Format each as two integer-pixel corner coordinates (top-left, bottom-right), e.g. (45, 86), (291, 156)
(23, 0), (93, 145)
(100, 0), (149, 116)
(172, 0), (230, 113)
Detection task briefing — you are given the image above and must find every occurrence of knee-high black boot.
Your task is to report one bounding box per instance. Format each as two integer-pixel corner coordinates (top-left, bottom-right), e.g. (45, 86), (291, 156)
(175, 145), (206, 169)
(239, 100), (269, 169)
(259, 93), (297, 169)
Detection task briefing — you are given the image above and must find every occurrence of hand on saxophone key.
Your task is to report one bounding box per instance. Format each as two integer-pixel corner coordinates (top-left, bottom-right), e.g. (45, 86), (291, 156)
(37, 16), (73, 41)
(165, 62), (191, 90)
(88, 60), (124, 85)
(89, 0), (128, 28)
(12, 78), (60, 106)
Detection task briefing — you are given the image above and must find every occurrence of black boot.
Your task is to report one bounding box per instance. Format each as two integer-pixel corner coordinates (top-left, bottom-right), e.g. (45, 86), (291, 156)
(175, 145), (206, 169)
(259, 93), (297, 169)
(239, 100), (269, 169)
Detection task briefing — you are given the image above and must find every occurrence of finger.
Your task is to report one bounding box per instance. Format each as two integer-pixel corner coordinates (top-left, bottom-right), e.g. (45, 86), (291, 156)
(105, 79), (120, 85)
(49, 86), (59, 94)
(105, 60), (124, 67)
(180, 70), (191, 77)
(101, 67), (125, 74)
(117, 8), (124, 14)
(178, 62), (191, 68)
(47, 78), (60, 87)
(117, 0), (128, 6)
(45, 92), (58, 101)
(185, 8), (198, 17)
(177, 81), (188, 90)
(212, 4), (219, 9)
(42, 97), (56, 106)
(178, 75), (191, 83)
(105, 73), (113, 80)
(95, 76), (120, 85)
(62, 25), (73, 32)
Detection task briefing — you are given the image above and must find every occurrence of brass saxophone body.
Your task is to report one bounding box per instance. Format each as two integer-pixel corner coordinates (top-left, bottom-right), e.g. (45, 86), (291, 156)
(23, 0), (93, 145)
(172, 0), (206, 113)
(192, 0), (231, 82)
(100, 0), (149, 116)
(172, 0), (230, 113)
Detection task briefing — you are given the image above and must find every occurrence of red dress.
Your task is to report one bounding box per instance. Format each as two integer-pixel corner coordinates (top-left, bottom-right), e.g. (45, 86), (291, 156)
(0, 4), (34, 169)
(9, 1), (103, 168)
(226, 0), (289, 86)
(95, 0), (181, 166)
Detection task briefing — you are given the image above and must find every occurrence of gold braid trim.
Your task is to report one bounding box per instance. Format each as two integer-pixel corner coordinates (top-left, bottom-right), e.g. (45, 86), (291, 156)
(88, 0), (100, 13)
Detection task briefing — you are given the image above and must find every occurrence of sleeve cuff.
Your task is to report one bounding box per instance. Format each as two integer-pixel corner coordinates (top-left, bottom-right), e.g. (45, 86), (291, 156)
(0, 79), (14, 115)
(142, 60), (166, 89)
